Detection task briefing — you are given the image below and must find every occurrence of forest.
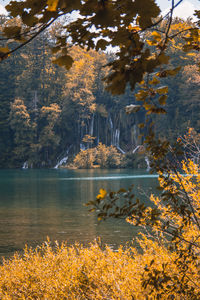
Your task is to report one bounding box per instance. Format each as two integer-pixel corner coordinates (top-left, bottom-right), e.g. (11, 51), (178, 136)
(0, 16), (200, 169)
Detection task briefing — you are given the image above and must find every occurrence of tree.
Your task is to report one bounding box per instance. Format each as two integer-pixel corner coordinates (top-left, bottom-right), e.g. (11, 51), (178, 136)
(96, 143), (121, 168)
(1, 0), (200, 296)
(1, 1), (200, 156)
(71, 143), (122, 168)
(9, 98), (35, 166)
(38, 103), (61, 166)
(87, 154), (200, 298)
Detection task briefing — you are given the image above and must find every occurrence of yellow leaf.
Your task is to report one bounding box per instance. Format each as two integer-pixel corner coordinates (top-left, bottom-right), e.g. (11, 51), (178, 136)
(158, 53), (170, 65)
(47, 0), (59, 11)
(149, 77), (160, 85)
(158, 95), (167, 105)
(135, 90), (149, 101)
(0, 46), (9, 53)
(157, 86), (168, 95)
(138, 123), (145, 128)
(146, 39), (157, 46)
(186, 52), (196, 56)
(97, 189), (107, 200)
(151, 31), (161, 41)
(166, 67), (181, 76)
(144, 103), (152, 110)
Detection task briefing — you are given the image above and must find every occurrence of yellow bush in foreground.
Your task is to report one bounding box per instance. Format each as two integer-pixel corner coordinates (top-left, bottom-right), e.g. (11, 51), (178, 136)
(0, 236), (199, 299)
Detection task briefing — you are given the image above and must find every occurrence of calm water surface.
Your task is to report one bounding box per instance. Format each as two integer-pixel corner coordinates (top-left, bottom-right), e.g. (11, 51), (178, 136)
(0, 169), (158, 257)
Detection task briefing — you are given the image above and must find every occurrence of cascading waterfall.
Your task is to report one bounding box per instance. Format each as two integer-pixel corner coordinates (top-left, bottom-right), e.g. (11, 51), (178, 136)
(132, 145), (141, 154)
(145, 156), (150, 171)
(113, 128), (125, 154)
(107, 115), (126, 154)
(133, 124), (138, 146)
(109, 115), (114, 145)
(89, 113), (95, 136)
(114, 129), (120, 147)
(54, 147), (71, 169)
(54, 156), (68, 169)
(109, 115), (113, 130)
(22, 161), (28, 169)
(96, 114), (100, 144)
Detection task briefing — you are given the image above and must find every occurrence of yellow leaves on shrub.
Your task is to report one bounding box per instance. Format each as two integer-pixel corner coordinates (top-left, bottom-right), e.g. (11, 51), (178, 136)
(0, 235), (199, 299)
(96, 188), (107, 200)
(0, 241), (142, 299)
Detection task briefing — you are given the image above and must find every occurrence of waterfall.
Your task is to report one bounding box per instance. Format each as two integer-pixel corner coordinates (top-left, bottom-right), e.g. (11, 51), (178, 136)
(89, 114), (95, 136)
(133, 124), (138, 146)
(145, 156), (150, 171)
(132, 145), (141, 154)
(22, 161), (28, 169)
(109, 115), (114, 145)
(113, 128), (125, 154)
(109, 115), (113, 130)
(117, 146), (126, 154)
(97, 114), (99, 145)
(54, 156), (68, 169)
(54, 147), (71, 169)
(114, 129), (120, 147)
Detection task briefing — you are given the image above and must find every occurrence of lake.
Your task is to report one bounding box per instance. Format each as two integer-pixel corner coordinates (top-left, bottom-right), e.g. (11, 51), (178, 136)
(0, 169), (158, 258)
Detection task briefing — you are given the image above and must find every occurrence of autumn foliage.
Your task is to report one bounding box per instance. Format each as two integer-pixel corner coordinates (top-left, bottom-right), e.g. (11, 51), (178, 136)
(72, 143), (122, 169)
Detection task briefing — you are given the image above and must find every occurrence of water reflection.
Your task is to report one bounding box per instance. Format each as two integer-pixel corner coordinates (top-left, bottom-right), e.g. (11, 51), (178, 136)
(0, 169), (158, 257)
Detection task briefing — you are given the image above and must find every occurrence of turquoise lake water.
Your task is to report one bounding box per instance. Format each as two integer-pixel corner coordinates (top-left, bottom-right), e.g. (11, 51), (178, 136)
(0, 169), (158, 257)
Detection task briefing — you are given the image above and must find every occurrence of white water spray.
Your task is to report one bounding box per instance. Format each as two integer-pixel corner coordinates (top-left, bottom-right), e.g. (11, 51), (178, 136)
(145, 156), (150, 171)
(54, 147), (71, 169)
(22, 161), (28, 169)
(89, 114), (95, 136)
(132, 145), (141, 154)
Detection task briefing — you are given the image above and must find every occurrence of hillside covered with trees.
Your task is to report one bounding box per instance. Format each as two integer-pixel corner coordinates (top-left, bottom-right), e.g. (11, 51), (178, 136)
(0, 16), (200, 168)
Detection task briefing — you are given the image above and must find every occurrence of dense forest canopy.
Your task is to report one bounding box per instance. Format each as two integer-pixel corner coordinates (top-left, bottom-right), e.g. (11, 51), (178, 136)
(0, 0), (200, 169)
(0, 11), (200, 167)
